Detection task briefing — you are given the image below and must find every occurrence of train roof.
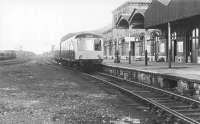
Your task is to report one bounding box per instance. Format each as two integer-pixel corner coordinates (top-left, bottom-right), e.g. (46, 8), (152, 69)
(61, 32), (103, 42)
(60, 33), (77, 42)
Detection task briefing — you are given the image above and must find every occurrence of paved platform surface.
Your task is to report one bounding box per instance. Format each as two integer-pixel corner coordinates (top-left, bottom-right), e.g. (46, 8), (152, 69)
(103, 59), (200, 82)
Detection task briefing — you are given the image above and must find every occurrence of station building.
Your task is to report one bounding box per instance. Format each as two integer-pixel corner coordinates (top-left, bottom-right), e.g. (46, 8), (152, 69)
(103, 28), (114, 59)
(103, 0), (163, 62)
(145, 0), (200, 64)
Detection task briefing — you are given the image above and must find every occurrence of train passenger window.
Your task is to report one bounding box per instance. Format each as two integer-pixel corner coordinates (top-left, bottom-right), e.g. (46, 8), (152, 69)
(94, 39), (102, 51)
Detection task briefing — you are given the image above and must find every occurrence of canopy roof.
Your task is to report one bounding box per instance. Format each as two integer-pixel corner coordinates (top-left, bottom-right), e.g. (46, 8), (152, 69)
(75, 33), (103, 39)
(144, 0), (200, 28)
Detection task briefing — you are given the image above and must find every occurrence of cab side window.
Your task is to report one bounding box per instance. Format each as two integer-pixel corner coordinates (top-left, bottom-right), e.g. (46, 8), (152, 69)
(94, 39), (101, 51)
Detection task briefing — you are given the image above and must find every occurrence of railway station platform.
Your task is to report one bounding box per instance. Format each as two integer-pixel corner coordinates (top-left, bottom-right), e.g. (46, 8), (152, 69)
(103, 59), (200, 82)
(102, 59), (200, 101)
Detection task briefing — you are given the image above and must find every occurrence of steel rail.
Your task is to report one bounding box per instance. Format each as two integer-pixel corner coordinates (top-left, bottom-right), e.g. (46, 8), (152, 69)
(82, 72), (200, 124)
(49, 60), (200, 124)
(98, 72), (200, 104)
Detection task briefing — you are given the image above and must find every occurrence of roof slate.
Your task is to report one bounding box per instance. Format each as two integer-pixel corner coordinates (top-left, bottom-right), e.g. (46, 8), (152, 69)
(144, 0), (200, 28)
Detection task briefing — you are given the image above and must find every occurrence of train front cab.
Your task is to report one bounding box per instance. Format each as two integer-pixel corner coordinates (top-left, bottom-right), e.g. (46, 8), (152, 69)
(76, 38), (103, 71)
(76, 38), (103, 60)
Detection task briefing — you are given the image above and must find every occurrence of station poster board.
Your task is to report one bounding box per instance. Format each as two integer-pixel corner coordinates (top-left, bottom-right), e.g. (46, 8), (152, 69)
(159, 43), (165, 53)
(177, 41), (183, 53)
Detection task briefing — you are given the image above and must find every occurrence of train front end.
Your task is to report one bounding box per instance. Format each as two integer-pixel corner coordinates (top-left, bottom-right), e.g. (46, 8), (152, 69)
(75, 33), (103, 66)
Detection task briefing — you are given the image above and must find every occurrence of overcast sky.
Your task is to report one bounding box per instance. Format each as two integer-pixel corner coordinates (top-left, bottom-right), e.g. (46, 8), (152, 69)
(0, 0), (126, 54)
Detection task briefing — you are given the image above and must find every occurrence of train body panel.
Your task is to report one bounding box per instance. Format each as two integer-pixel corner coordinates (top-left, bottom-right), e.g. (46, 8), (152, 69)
(55, 32), (103, 65)
(76, 50), (103, 60)
(60, 38), (77, 61)
(53, 44), (61, 61)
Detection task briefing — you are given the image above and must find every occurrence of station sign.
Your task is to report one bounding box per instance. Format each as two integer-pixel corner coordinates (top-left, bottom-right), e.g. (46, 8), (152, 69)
(125, 37), (136, 42)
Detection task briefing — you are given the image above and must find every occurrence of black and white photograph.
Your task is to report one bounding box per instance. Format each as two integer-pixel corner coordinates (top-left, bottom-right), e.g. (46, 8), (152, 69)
(0, 0), (200, 123)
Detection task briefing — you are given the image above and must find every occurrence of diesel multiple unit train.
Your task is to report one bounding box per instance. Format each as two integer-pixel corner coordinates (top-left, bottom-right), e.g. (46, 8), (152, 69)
(54, 32), (104, 69)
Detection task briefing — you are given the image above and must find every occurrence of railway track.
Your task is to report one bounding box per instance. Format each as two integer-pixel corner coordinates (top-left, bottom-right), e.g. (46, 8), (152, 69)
(48, 59), (200, 123)
(82, 72), (200, 124)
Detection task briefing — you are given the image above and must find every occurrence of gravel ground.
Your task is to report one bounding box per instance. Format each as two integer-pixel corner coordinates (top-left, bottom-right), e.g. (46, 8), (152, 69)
(0, 57), (157, 124)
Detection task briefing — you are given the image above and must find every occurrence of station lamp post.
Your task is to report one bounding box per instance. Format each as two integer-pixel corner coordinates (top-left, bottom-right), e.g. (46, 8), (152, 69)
(168, 22), (172, 68)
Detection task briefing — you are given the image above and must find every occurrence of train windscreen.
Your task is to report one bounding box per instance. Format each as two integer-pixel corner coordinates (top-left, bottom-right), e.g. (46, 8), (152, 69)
(78, 38), (94, 51)
(78, 38), (102, 51)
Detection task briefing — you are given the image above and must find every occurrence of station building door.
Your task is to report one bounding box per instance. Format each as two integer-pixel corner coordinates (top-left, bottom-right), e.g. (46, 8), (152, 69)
(130, 42), (135, 56)
(172, 40), (177, 62)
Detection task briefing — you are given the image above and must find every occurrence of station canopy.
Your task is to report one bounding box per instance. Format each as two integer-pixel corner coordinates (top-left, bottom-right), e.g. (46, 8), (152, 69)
(144, 0), (200, 28)
(116, 15), (130, 29)
(129, 9), (146, 28)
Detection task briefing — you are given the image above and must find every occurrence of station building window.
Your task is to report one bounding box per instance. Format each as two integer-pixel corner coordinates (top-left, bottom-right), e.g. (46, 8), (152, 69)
(159, 43), (165, 53)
